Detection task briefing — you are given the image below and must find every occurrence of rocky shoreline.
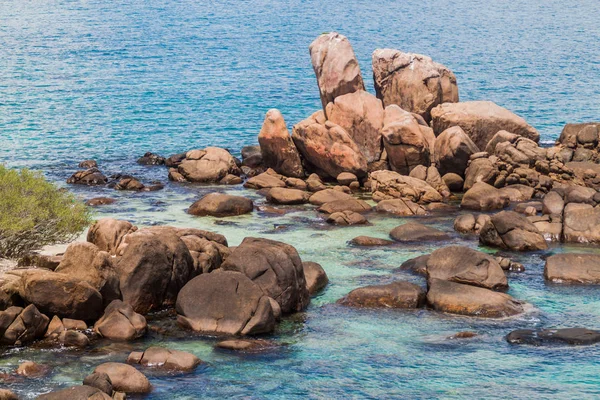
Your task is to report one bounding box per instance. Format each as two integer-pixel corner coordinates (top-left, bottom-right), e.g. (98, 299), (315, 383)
(3, 32), (600, 399)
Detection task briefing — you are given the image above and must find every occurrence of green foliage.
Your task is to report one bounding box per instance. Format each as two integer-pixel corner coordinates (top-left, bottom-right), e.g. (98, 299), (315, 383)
(0, 165), (92, 258)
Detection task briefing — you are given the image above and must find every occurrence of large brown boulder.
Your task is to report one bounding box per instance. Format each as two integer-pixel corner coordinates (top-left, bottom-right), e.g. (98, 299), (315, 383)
(258, 109), (304, 178)
(188, 193), (253, 217)
(434, 126), (479, 176)
(372, 49), (458, 122)
(267, 188), (310, 205)
(562, 204), (600, 243)
(169, 227), (229, 275)
(338, 281), (425, 308)
(244, 170), (286, 189)
(94, 300), (147, 341)
(309, 32), (365, 114)
(177, 147), (240, 183)
(431, 101), (540, 150)
(375, 198), (426, 216)
(127, 346), (201, 372)
(426, 246), (507, 290)
(0, 304), (49, 345)
(369, 170), (443, 203)
(93, 362), (152, 394)
(114, 229), (195, 314)
(55, 242), (121, 306)
(37, 385), (111, 400)
(317, 199), (372, 214)
(390, 222), (450, 242)
(479, 210), (548, 251)
(326, 210), (368, 225)
(176, 270), (277, 335)
(292, 110), (367, 179)
(66, 168), (107, 186)
(380, 105), (432, 174)
(427, 279), (524, 318)
(326, 90), (384, 162)
(463, 157), (499, 191)
(87, 218), (137, 255)
(544, 253), (600, 284)
(308, 189), (353, 205)
(19, 269), (103, 321)
(303, 262), (328, 295)
(222, 237), (309, 314)
(409, 165), (451, 198)
(461, 182), (510, 211)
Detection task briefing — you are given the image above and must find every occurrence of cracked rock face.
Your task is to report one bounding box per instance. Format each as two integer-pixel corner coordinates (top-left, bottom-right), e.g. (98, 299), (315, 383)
(176, 270), (277, 336)
(479, 210), (548, 251)
(372, 49), (458, 122)
(258, 109), (305, 178)
(94, 300), (147, 341)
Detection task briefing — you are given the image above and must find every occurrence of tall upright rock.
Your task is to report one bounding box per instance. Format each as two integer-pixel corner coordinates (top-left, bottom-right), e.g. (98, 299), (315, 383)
(258, 109), (305, 178)
(372, 49), (458, 122)
(309, 32), (365, 116)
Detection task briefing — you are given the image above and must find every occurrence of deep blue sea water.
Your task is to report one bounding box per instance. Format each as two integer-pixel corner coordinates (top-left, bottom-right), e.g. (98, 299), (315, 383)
(1, 1), (600, 399)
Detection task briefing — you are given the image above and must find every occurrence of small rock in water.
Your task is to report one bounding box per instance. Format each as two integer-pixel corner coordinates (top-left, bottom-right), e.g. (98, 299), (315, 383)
(137, 152), (165, 165)
(16, 361), (51, 378)
(338, 281), (425, 309)
(0, 389), (18, 400)
(85, 197), (116, 206)
(448, 331), (478, 340)
(83, 372), (113, 395)
(326, 210), (368, 226)
(188, 193), (254, 217)
(507, 328), (600, 346)
(303, 261), (328, 295)
(350, 236), (395, 247)
(127, 346), (201, 372)
(390, 222), (450, 242)
(78, 159), (98, 169)
(59, 330), (90, 348)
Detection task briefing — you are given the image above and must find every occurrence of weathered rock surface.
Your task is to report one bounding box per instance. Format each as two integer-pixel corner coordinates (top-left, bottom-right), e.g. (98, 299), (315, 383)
(266, 188), (310, 205)
(318, 199), (372, 214)
(176, 271), (277, 335)
(338, 281), (425, 308)
(178, 147), (240, 183)
(188, 193), (253, 217)
(94, 300), (147, 341)
(479, 211), (548, 251)
(544, 253), (600, 284)
(302, 262), (328, 295)
(257, 109), (305, 178)
(507, 328), (600, 346)
(0, 304), (48, 345)
(399, 255), (429, 275)
(93, 362), (152, 394)
(216, 339), (276, 352)
(434, 126), (479, 176)
(87, 218), (137, 255)
(350, 236), (395, 247)
(390, 222), (449, 242)
(562, 204), (600, 243)
(326, 210), (368, 225)
(37, 385), (112, 400)
(369, 170), (443, 203)
(372, 49), (458, 122)
(244, 170), (286, 189)
(85, 197), (116, 207)
(461, 182), (510, 211)
(127, 346), (201, 372)
(308, 189), (353, 205)
(83, 372), (113, 395)
(221, 237), (309, 314)
(375, 198), (426, 216)
(67, 168), (108, 185)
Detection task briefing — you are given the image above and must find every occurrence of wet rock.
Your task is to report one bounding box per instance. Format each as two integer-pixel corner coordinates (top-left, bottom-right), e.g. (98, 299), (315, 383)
(327, 90), (384, 162)
(216, 338), (276, 352)
(19, 269), (103, 321)
(168, 168), (187, 182)
(372, 49), (458, 122)
(326, 211), (368, 225)
(426, 246), (508, 290)
(427, 279), (524, 318)
(442, 173), (464, 192)
(434, 126), (479, 177)
(87, 218), (137, 255)
(78, 160), (97, 169)
(266, 188), (310, 205)
(544, 253), (600, 284)
(93, 362), (152, 394)
(67, 168), (108, 185)
(461, 182), (510, 211)
(292, 110), (368, 179)
(178, 147), (240, 183)
(303, 261), (328, 295)
(257, 109), (304, 178)
(244, 170), (286, 189)
(114, 229), (195, 313)
(308, 189), (353, 205)
(375, 198), (427, 216)
(507, 328), (600, 346)
(480, 210), (548, 251)
(55, 242), (121, 307)
(0, 304), (49, 345)
(222, 237), (309, 314)
(83, 372), (113, 395)
(188, 193), (253, 217)
(137, 152), (165, 165)
(94, 300), (147, 341)
(59, 329), (90, 347)
(309, 32), (365, 113)
(127, 346), (201, 372)
(431, 101), (539, 150)
(369, 170), (443, 203)
(176, 270), (277, 335)
(318, 199), (371, 214)
(390, 222), (450, 242)
(37, 385), (112, 400)
(350, 236), (395, 247)
(399, 255), (429, 275)
(338, 281), (425, 309)
(16, 361), (50, 378)
(85, 197), (116, 206)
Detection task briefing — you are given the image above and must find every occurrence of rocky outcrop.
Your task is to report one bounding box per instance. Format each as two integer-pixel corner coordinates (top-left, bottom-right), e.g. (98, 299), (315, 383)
(94, 300), (147, 341)
(67, 168), (107, 185)
(369, 170), (443, 203)
(177, 147), (240, 183)
(426, 246), (507, 290)
(479, 210), (548, 251)
(137, 152), (165, 165)
(87, 218), (137, 255)
(389, 222), (450, 242)
(93, 362), (152, 394)
(544, 253), (600, 284)
(434, 126), (479, 176)
(338, 281), (425, 308)
(257, 109), (304, 178)
(0, 305), (49, 345)
(303, 262), (328, 295)
(176, 270), (277, 335)
(408, 165), (451, 198)
(461, 182), (510, 211)
(326, 90), (384, 162)
(430, 101), (540, 150)
(372, 49), (458, 122)
(127, 346), (201, 372)
(222, 237), (309, 314)
(309, 32), (365, 114)
(427, 279), (524, 318)
(507, 328), (600, 346)
(188, 193), (253, 217)
(380, 105), (432, 174)
(292, 110), (367, 178)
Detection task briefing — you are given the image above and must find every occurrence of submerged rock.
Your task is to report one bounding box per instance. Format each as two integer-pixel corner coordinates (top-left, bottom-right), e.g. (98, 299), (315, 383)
(67, 168), (108, 186)
(338, 281), (425, 309)
(390, 222), (450, 242)
(507, 328), (600, 346)
(188, 193), (254, 217)
(85, 197), (116, 206)
(16, 361), (51, 378)
(127, 346), (201, 372)
(216, 338), (277, 352)
(350, 236), (395, 247)
(303, 261), (328, 295)
(544, 253), (600, 284)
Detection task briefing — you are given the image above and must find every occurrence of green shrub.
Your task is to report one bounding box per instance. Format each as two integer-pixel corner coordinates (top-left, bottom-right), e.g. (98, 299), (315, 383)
(0, 165), (92, 259)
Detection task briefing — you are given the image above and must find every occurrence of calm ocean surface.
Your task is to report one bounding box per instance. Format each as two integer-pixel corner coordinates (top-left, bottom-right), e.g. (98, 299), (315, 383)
(1, 1), (600, 399)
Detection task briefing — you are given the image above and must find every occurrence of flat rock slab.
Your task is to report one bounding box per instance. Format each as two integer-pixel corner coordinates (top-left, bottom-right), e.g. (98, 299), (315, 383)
(350, 236), (395, 247)
(507, 328), (600, 346)
(390, 222), (450, 242)
(544, 253), (600, 284)
(338, 281), (425, 309)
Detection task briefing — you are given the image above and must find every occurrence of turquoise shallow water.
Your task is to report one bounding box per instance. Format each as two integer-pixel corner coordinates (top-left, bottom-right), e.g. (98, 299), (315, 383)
(2, 0), (600, 399)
